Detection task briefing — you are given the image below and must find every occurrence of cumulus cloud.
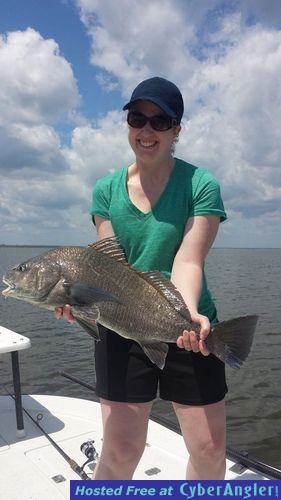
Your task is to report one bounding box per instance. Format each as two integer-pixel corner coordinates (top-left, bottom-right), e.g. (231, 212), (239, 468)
(0, 124), (68, 174)
(0, 27), (80, 173)
(75, 0), (203, 95)
(0, 28), (79, 125)
(180, 26), (281, 217)
(0, 27), (85, 244)
(241, 0), (281, 28)
(1, 2), (281, 247)
(65, 111), (133, 183)
(72, 0), (281, 247)
(0, 169), (92, 245)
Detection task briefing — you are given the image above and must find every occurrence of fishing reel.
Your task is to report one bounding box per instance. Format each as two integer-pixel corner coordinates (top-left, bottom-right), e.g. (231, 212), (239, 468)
(80, 439), (99, 470)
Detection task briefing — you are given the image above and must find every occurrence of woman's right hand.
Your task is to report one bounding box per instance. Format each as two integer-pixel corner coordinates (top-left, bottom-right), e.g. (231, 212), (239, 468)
(54, 304), (76, 323)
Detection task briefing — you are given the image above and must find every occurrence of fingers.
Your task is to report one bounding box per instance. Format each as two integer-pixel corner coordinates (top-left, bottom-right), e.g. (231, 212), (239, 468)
(176, 313), (211, 356)
(197, 317), (211, 356)
(54, 304), (76, 323)
(176, 330), (200, 352)
(199, 339), (210, 357)
(198, 317), (210, 342)
(176, 330), (210, 355)
(54, 307), (63, 319)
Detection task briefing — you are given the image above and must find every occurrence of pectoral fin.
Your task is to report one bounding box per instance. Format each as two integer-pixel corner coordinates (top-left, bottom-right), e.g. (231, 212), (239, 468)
(63, 282), (121, 306)
(139, 341), (169, 370)
(72, 305), (100, 341)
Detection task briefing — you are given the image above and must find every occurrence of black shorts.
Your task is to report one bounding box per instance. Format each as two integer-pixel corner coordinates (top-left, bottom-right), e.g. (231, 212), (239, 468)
(94, 326), (228, 406)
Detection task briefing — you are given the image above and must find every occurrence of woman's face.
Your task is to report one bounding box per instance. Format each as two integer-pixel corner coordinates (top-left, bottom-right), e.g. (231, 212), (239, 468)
(127, 100), (181, 164)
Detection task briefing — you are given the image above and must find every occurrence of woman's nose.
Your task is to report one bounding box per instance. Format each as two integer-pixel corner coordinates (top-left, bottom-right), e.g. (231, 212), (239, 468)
(141, 120), (154, 133)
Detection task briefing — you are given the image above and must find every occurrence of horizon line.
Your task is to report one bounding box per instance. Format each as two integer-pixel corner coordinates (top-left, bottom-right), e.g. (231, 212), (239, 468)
(0, 244), (280, 250)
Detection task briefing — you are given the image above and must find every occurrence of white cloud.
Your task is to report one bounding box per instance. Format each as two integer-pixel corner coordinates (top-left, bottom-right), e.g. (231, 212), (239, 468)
(65, 111), (133, 183)
(0, 27), (85, 244)
(1, 2), (281, 247)
(0, 27), (80, 174)
(74, 0), (281, 246)
(0, 28), (80, 125)
(0, 167), (92, 245)
(177, 26), (281, 217)
(241, 0), (281, 28)
(0, 123), (68, 173)
(76, 0), (202, 95)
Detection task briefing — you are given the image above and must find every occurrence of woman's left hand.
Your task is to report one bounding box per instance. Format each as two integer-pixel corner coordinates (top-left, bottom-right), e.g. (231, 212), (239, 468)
(176, 312), (210, 356)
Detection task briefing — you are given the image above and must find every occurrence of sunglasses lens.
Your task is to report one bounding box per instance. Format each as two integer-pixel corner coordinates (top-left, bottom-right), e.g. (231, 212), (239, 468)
(127, 111), (177, 131)
(127, 112), (147, 128)
(150, 116), (172, 131)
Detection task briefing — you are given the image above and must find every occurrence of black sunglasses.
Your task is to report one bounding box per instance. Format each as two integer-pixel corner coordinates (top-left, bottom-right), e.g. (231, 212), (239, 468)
(127, 111), (179, 131)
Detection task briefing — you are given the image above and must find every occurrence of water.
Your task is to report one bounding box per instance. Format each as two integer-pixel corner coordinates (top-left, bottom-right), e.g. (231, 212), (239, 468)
(0, 246), (280, 468)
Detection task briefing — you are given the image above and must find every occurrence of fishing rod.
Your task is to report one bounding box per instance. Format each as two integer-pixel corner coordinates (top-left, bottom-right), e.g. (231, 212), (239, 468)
(59, 371), (97, 394)
(59, 371), (281, 481)
(60, 370), (161, 402)
(226, 447), (281, 481)
(150, 412), (281, 480)
(3, 385), (91, 480)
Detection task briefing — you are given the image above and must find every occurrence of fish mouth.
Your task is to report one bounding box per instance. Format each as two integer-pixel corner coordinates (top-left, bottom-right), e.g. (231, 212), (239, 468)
(2, 277), (16, 296)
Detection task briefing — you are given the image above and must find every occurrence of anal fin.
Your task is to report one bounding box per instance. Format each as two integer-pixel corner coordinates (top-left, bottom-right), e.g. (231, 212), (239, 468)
(139, 341), (169, 370)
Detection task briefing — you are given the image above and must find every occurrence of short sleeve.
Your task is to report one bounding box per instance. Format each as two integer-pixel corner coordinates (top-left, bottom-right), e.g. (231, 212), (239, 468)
(90, 178), (110, 220)
(190, 170), (227, 222)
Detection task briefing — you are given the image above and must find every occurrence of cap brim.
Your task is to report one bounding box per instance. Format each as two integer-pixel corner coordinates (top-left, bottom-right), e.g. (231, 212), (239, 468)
(123, 97), (178, 118)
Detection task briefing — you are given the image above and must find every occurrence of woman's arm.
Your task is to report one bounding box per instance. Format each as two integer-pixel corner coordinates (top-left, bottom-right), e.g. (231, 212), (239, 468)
(95, 216), (115, 240)
(171, 215), (220, 355)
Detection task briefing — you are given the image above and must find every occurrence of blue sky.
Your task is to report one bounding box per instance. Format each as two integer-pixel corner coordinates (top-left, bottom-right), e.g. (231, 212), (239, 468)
(0, 0), (122, 122)
(0, 0), (281, 247)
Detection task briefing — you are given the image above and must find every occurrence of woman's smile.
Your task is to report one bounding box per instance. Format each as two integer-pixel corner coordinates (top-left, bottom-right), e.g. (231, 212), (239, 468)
(137, 138), (158, 150)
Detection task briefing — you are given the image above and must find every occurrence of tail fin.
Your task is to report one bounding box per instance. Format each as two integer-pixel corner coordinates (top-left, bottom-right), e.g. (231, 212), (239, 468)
(205, 315), (258, 369)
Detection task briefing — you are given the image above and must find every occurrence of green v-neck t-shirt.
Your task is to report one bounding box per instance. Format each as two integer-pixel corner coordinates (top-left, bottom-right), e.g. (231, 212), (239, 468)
(90, 158), (227, 319)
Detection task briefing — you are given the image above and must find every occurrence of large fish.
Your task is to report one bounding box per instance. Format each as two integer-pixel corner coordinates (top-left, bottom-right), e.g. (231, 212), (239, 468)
(2, 237), (258, 369)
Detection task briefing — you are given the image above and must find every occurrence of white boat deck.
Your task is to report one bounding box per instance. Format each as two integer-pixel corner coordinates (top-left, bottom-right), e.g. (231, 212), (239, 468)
(0, 394), (274, 500)
(0, 326), (280, 500)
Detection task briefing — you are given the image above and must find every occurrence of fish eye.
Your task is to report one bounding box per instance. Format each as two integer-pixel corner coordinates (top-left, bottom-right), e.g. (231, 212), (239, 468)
(16, 263), (27, 272)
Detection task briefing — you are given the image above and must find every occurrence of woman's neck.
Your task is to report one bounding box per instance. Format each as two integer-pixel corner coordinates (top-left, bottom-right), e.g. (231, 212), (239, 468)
(130, 156), (176, 183)
(126, 157), (176, 213)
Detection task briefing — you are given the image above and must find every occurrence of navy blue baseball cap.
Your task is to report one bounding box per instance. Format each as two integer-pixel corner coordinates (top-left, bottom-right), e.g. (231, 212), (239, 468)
(123, 77), (184, 121)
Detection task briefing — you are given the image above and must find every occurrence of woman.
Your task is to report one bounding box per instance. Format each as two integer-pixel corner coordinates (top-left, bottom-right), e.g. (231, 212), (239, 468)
(57, 76), (227, 479)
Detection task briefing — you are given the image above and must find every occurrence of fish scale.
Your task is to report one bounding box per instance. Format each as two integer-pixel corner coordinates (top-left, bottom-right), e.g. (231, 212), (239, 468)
(88, 249), (184, 341)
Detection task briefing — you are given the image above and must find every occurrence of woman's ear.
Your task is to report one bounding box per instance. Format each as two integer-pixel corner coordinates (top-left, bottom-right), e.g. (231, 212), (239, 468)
(175, 124), (181, 137)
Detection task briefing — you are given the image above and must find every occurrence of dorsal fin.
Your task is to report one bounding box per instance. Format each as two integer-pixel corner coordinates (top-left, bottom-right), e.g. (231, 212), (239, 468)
(138, 271), (191, 321)
(88, 237), (128, 264)
(88, 238), (191, 321)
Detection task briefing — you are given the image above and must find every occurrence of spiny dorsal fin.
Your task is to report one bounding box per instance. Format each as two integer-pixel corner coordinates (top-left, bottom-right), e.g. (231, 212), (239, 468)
(138, 271), (191, 321)
(88, 237), (128, 264)
(88, 238), (191, 321)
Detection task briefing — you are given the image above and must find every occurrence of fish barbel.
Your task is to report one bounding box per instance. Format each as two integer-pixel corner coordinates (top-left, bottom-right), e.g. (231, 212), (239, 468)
(2, 237), (258, 369)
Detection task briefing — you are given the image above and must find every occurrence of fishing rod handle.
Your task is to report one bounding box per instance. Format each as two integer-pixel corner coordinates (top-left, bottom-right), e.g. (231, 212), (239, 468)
(69, 459), (91, 480)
